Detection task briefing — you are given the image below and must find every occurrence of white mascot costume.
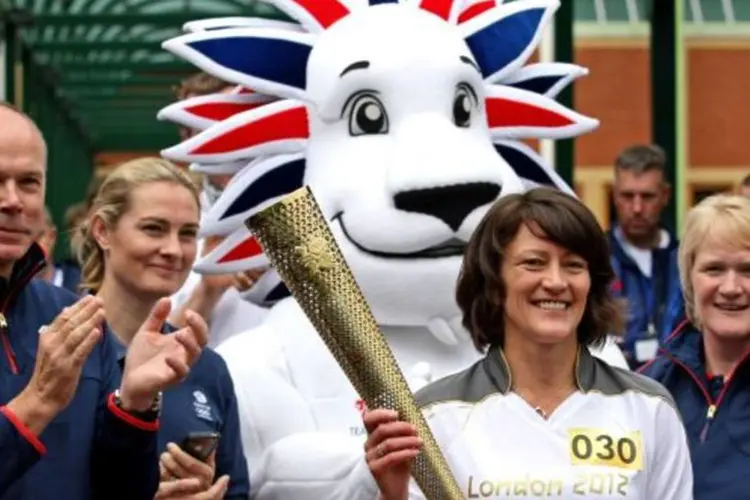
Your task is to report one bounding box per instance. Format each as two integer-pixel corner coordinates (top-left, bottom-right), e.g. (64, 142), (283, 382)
(158, 0), (629, 498)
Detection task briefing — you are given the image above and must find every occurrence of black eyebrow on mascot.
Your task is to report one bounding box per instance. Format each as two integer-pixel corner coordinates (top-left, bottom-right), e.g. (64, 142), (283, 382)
(156, 0), (628, 498)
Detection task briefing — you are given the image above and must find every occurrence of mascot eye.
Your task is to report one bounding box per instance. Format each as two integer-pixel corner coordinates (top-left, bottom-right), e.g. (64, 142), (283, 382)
(348, 94), (389, 136)
(453, 84), (476, 128)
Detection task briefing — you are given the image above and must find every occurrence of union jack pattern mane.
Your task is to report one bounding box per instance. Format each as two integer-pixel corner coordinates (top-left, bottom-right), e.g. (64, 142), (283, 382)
(158, 0), (596, 306)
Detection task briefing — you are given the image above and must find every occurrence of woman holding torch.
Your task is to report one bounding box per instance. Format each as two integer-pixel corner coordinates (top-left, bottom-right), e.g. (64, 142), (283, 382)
(363, 188), (693, 499)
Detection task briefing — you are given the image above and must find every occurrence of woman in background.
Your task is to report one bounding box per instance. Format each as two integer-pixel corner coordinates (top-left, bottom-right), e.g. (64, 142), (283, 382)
(76, 157), (249, 499)
(641, 194), (750, 500)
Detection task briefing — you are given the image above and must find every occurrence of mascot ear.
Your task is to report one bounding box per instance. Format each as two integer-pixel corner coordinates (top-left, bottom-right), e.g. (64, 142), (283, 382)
(485, 85), (598, 140)
(161, 100), (309, 164)
(199, 153), (307, 237)
(157, 92), (275, 131)
(462, 0), (559, 83)
(194, 226), (269, 274)
(163, 28), (315, 100)
(182, 17), (304, 33)
(502, 62), (588, 99)
(494, 140), (576, 196)
(259, 0), (349, 33)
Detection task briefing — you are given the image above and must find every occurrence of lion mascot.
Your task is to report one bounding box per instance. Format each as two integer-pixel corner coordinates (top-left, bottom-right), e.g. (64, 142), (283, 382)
(157, 0), (629, 498)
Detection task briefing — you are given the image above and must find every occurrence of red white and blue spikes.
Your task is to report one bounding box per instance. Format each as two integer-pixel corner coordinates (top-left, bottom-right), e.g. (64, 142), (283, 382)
(412, 0), (463, 24)
(493, 140), (575, 196)
(485, 85), (598, 140)
(458, 0), (496, 24)
(161, 99), (309, 164)
(162, 28), (315, 101)
(501, 63), (588, 99)
(260, 0), (350, 33)
(238, 269), (291, 307)
(157, 92), (276, 130)
(199, 153), (307, 237)
(462, 0), (558, 83)
(183, 17), (304, 33)
(194, 226), (269, 274)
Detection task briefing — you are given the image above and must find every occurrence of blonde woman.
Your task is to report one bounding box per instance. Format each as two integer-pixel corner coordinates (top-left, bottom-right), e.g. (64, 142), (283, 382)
(641, 194), (750, 500)
(76, 158), (249, 499)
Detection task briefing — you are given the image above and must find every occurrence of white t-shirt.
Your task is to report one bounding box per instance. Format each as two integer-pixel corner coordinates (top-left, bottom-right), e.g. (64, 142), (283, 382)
(397, 348), (693, 500)
(614, 228), (670, 278)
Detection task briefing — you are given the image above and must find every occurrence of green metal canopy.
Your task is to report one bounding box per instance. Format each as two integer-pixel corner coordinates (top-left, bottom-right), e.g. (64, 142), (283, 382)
(1, 0), (288, 154)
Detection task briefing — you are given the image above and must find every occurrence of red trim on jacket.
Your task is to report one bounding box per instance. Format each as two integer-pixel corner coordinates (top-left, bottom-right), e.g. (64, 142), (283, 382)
(106, 393), (159, 432)
(0, 406), (47, 455)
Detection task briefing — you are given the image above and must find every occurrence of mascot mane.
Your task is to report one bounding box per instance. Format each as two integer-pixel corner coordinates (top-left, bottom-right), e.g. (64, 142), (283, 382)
(158, 0), (597, 306)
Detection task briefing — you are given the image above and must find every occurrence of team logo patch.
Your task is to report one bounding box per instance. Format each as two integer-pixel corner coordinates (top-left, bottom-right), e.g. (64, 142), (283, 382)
(192, 389), (213, 421)
(567, 428), (643, 471)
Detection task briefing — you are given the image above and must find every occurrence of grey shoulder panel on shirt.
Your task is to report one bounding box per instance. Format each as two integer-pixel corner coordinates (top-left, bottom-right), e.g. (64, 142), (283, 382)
(415, 359), (497, 408)
(590, 359), (676, 406)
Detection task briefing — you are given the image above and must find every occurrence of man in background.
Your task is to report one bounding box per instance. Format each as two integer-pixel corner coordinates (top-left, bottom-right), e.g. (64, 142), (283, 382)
(36, 207), (81, 292)
(609, 144), (683, 369)
(168, 72), (269, 348)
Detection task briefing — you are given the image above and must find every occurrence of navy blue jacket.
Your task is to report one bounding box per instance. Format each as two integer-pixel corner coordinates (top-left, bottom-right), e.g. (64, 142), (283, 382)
(0, 244), (159, 499)
(114, 324), (250, 498)
(640, 322), (750, 500)
(608, 229), (684, 367)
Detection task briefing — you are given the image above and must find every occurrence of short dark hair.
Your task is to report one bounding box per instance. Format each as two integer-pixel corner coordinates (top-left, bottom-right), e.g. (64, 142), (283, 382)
(741, 172), (750, 187)
(614, 144), (666, 176)
(173, 72), (231, 100)
(456, 188), (623, 352)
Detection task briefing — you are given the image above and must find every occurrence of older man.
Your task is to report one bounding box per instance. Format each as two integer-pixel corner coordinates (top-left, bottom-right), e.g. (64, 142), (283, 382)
(0, 102), (209, 499)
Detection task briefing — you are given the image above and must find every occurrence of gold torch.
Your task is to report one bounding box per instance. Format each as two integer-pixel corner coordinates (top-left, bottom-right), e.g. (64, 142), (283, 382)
(245, 186), (464, 500)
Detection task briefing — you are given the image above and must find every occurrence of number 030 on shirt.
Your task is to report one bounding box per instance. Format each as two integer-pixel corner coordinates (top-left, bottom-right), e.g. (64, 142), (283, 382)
(568, 428), (644, 471)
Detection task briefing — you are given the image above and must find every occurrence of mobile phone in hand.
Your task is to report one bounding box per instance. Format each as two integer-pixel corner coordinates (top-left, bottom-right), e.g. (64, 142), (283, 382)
(180, 431), (221, 461)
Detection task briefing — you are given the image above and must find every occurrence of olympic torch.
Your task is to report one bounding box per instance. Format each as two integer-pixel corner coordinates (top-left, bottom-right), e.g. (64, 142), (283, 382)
(245, 186), (464, 500)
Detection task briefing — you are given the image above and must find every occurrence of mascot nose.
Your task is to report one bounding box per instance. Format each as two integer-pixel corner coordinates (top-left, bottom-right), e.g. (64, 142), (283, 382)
(394, 182), (500, 232)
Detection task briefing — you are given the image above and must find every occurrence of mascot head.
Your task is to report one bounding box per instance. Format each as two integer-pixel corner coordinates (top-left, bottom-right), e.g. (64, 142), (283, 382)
(158, 0), (597, 344)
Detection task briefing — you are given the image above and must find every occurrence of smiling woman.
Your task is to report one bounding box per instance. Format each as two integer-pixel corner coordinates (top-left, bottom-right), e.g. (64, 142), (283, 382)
(362, 188), (693, 500)
(641, 194), (750, 500)
(73, 157), (251, 499)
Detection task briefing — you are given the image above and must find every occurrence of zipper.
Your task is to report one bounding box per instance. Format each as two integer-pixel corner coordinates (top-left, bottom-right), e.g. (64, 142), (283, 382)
(668, 350), (750, 443)
(700, 404), (716, 442)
